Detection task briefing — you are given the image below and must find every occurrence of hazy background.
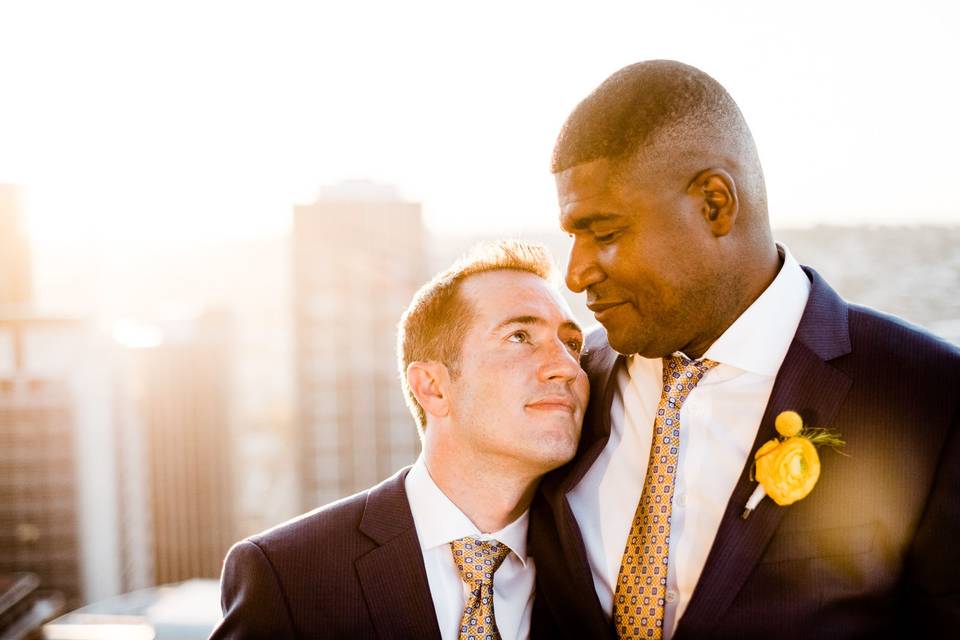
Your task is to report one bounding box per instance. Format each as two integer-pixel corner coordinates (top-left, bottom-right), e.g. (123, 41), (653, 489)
(1, 1), (958, 638)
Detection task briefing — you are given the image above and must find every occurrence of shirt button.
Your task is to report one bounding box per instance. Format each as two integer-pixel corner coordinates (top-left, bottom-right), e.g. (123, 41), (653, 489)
(676, 493), (687, 508)
(666, 590), (678, 603)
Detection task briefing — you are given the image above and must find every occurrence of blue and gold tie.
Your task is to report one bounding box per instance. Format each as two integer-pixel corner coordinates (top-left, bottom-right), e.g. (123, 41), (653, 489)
(613, 355), (718, 639)
(451, 536), (510, 640)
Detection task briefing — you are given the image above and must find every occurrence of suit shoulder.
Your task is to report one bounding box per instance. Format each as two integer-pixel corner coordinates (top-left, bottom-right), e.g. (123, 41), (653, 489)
(243, 487), (373, 561)
(240, 467), (411, 566)
(581, 325), (612, 371)
(847, 303), (960, 372)
(583, 325), (608, 352)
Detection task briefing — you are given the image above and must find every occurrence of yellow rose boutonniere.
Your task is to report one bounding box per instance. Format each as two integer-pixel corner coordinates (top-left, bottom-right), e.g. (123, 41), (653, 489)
(741, 411), (846, 519)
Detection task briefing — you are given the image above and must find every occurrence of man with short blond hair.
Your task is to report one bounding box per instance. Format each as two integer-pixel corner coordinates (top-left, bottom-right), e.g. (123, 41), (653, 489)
(213, 239), (589, 640)
(399, 240), (556, 430)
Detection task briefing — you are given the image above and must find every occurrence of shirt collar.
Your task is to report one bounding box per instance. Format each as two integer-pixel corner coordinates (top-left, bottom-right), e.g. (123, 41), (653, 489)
(404, 456), (530, 566)
(701, 243), (811, 376)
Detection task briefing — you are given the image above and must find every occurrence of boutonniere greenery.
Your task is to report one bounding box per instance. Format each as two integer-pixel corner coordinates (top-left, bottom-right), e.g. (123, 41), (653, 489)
(741, 411), (846, 520)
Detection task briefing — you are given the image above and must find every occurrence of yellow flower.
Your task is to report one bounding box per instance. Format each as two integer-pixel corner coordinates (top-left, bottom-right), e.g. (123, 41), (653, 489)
(754, 436), (821, 506)
(742, 410), (843, 518)
(775, 410), (804, 437)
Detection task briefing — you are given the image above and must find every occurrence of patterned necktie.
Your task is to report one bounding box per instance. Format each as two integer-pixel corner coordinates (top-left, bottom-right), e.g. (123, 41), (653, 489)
(450, 536), (511, 640)
(613, 355), (718, 639)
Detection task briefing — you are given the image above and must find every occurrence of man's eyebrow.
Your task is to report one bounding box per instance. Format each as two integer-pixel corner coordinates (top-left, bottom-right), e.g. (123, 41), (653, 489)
(561, 319), (583, 335)
(564, 212), (624, 231)
(494, 315), (583, 335)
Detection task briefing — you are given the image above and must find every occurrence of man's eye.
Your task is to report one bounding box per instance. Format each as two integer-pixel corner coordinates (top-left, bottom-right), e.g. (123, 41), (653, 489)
(566, 339), (583, 353)
(508, 330), (530, 344)
(594, 230), (620, 243)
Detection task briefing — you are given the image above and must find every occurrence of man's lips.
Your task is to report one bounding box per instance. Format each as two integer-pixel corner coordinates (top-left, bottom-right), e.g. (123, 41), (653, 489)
(587, 300), (629, 320)
(525, 396), (577, 413)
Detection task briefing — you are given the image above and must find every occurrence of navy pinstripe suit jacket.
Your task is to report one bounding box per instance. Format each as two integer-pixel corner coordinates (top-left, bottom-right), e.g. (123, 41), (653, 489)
(210, 467), (441, 639)
(529, 267), (960, 639)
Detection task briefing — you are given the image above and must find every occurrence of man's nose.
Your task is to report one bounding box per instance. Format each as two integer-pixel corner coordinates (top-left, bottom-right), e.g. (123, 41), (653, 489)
(565, 239), (604, 293)
(539, 337), (583, 383)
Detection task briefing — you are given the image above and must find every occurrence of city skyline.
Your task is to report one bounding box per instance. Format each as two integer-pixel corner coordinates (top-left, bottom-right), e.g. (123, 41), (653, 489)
(4, 177), (957, 348)
(3, 178), (959, 637)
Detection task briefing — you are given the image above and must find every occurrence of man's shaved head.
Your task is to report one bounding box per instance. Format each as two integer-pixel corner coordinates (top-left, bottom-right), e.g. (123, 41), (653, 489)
(552, 60), (767, 227)
(554, 60), (780, 358)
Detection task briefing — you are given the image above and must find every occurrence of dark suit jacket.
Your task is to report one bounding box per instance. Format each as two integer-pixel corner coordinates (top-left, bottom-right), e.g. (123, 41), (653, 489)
(530, 267), (960, 639)
(210, 467), (442, 640)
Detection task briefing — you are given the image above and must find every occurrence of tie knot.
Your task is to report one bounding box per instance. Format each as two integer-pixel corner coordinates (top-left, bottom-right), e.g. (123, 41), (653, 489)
(450, 537), (510, 585)
(661, 355), (717, 403)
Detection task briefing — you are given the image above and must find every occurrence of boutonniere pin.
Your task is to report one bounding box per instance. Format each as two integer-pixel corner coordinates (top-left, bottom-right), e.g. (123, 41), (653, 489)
(741, 410), (846, 520)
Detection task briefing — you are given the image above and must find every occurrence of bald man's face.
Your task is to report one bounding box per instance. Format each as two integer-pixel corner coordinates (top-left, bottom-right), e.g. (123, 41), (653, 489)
(557, 157), (720, 358)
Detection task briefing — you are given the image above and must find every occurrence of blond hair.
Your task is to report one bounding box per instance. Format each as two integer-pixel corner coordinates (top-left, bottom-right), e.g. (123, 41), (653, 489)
(397, 239), (556, 432)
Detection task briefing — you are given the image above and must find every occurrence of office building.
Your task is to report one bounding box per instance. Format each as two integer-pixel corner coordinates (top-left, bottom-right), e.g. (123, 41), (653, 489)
(0, 316), (89, 610)
(294, 181), (427, 509)
(0, 184), (32, 306)
(127, 311), (236, 584)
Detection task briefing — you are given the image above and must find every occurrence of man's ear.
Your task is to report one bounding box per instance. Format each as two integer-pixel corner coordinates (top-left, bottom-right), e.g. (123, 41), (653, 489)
(689, 168), (738, 237)
(407, 361), (451, 419)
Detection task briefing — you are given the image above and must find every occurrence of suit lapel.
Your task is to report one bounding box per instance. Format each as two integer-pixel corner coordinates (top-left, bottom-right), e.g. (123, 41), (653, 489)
(355, 469), (442, 640)
(537, 332), (622, 636)
(561, 334), (622, 492)
(676, 267), (853, 637)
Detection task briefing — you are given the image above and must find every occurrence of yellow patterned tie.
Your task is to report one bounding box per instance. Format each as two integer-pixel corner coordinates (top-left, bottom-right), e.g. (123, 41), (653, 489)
(450, 536), (511, 640)
(614, 355), (718, 639)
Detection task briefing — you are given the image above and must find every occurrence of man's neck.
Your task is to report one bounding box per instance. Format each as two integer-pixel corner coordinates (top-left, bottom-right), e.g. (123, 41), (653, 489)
(421, 446), (538, 534)
(682, 243), (783, 359)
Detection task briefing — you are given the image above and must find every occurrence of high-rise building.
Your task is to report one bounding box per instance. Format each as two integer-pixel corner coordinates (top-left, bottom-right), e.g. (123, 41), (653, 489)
(0, 188), (125, 607)
(0, 317), (85, 611)
(128, 311), (236, 584)
(0, 314), (125, 607)
(0, 184), (32, 306)
(294, 181), (428, 509)
(111, 343), (154, 594)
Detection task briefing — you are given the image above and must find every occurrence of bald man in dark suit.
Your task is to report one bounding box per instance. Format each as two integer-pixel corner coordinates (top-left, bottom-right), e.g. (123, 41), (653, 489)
(529, 60), (960, 639)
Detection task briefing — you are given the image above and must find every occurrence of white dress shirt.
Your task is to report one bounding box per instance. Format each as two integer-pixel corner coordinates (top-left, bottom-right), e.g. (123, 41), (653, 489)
(567, 244), (811, 639)
(405, 456), (534, 640)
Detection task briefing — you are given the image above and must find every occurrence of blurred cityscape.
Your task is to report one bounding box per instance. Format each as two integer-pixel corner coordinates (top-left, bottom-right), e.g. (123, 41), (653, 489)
(1, 180), (959, 638)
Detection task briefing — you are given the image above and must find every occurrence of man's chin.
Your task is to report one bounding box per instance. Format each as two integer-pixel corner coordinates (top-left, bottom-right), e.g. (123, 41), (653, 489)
(601, 320), (674, 359)
(603, 323), (645, 356)
(522, 430), (579, 472)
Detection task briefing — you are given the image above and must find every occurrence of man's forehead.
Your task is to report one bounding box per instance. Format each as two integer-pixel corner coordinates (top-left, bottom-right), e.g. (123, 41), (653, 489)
(555, 158), (617, 206)
(462, 270), (578, 327)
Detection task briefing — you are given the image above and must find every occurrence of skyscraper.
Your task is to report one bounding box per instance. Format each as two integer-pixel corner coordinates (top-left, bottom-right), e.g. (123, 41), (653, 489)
(0, 184), (32, 306)
(294, 181), (427, 509)
(1, 187), (123, 608)
(130, 311), (236, 584)
(0, 316), (84, 611)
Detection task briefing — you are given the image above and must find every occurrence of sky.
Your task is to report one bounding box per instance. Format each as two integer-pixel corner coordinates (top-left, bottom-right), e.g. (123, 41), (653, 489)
(1, 0), (958, 258)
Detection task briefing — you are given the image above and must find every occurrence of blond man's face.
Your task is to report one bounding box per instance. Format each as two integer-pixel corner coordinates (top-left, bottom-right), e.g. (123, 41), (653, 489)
(445, 270), (589, 473)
